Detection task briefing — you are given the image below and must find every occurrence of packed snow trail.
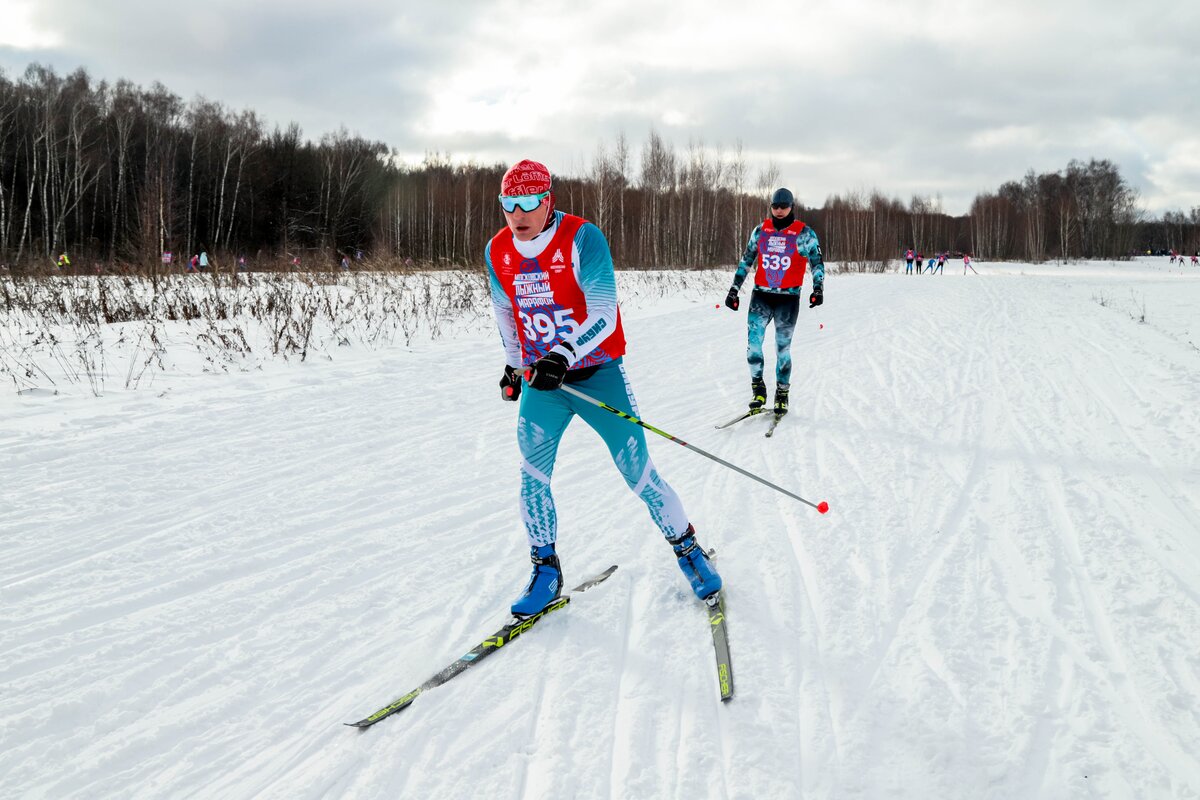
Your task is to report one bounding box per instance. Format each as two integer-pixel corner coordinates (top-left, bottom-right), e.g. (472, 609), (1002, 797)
(2, 262), (1199, 799)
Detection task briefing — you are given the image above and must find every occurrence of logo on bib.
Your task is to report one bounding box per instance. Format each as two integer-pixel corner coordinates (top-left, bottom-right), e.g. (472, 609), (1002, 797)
(765, 235), (790, 255)
(514, 258), (553, 310)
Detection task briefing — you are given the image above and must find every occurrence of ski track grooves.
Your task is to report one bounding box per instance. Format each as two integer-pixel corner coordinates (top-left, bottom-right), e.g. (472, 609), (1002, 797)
(4, 266), (1200, 799)
(850, 280), (999, 718)
(993, 291), (1200, 787)
(605, 574), (636, 800)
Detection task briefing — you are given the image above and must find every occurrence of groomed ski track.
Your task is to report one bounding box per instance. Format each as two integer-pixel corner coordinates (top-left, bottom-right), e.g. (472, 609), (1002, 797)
(2, 262), (1199, 798)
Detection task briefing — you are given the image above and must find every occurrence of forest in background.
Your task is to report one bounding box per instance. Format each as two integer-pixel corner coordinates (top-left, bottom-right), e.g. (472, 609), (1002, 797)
(2, 64), (1198, 272)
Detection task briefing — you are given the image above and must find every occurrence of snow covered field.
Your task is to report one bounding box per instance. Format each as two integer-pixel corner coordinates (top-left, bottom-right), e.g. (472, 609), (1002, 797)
(2, 260), (1199, 799)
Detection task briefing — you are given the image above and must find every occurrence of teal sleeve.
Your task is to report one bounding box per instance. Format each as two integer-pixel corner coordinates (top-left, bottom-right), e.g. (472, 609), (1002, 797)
(574, 222), (617, 306)
(799, 227), (825, 291)
(731, 226), (762, 291)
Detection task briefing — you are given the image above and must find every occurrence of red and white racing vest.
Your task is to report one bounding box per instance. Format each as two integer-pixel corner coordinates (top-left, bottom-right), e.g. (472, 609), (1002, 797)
(489, 214), (626, 368)
(754, 218), (809, 290)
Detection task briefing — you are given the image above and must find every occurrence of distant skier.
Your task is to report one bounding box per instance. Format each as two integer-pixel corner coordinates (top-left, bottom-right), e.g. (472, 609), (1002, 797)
(724, 187), (825, 416)
(934, 252), (946, 274)
(486, 159), (721, 618)
(56, 252), (70, 270)
(1191, 254), (1198, 266)
(915, 252), (924, 274)
(964, 253), (978, 274)
(905, 248), (914, 274)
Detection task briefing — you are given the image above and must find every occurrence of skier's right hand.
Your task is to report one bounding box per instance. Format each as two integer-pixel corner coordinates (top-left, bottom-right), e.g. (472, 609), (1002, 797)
(500, 364), (522, 401)
(724, 287), (740, 310)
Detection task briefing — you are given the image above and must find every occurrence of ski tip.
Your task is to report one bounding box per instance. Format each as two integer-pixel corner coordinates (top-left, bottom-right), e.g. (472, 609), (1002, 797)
(595, 564), (619, 581)
(817, 501), (829, 514)
(569, 564), (620, 593)
(345, 721), (371, 729)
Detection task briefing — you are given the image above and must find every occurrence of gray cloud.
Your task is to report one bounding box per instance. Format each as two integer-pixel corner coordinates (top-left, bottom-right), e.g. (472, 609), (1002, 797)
(3, 0), (1197, 214)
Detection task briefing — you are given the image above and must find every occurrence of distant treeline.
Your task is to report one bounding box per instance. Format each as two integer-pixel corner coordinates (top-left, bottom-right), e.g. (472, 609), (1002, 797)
(1, 64), (1197, 271)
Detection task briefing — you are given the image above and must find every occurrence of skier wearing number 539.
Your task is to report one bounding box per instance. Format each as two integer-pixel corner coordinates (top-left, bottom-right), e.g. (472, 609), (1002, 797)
(723, 187), (825, 417)
(485, 159), (721, 618)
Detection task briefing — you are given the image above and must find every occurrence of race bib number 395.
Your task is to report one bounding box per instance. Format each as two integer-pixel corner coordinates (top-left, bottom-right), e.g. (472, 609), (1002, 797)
(520, 307), (578, 344)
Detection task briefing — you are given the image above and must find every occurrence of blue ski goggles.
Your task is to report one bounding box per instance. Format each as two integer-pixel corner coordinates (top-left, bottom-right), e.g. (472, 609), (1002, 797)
(498, 191), (550, 213)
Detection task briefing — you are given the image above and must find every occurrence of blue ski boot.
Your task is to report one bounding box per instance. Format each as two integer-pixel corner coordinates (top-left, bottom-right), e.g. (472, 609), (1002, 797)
(511, 543), (562, 618)
(668, 525), (722, 600)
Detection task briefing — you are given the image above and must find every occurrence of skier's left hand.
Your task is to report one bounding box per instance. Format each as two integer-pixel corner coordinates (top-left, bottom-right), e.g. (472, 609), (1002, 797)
(809, 288), (823, 308)
(525, 351), (570, 391)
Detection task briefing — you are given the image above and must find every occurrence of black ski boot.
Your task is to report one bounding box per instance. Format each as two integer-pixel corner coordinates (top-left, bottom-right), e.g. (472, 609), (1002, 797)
(749, 378), (767, 410)
(773, 384), (789, 415)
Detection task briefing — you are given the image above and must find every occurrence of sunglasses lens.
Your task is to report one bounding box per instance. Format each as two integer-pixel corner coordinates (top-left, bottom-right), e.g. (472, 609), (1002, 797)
(772, 203), (790, 210)
(499, 192), (547, 213)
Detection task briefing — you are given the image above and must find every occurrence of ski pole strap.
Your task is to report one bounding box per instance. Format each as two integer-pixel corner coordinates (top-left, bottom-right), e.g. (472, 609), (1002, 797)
(557, 384), (828, 513)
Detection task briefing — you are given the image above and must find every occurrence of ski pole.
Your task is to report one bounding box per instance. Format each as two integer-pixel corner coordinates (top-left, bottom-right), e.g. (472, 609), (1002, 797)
(557, 384), (829, 514)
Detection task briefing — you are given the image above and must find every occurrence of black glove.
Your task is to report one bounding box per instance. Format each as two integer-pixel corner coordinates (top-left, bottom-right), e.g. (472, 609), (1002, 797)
(809, 288), (823, 308)
(500, 364), (522, 401)
(524, 352), (570, 391)
(724, 287), (740, 310)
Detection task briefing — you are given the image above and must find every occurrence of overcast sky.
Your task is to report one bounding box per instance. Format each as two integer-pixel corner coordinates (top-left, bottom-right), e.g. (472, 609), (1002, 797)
(2, 0), (1197, 216)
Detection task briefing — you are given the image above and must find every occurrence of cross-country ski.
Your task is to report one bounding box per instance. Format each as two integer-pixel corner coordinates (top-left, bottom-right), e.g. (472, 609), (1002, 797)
(703, 550), (735, 702)
(347, 565), (618, 728)
(764, 412), (786, 437)
(715, 407), (767, 429)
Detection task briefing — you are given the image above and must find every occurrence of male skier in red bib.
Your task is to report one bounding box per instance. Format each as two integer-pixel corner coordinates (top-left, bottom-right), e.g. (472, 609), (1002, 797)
(723, 188), (826, 417)
(486, 159), (721, 617)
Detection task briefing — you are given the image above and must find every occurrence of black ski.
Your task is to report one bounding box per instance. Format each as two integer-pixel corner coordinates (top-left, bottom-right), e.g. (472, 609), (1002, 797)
(346, 565), (618, 729)
(715, 407), (767, 429)
(764, 412), (786, 437)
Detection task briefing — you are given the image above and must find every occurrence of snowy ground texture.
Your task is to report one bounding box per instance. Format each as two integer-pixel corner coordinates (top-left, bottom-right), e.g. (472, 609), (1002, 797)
(2, 259), (1200, 799)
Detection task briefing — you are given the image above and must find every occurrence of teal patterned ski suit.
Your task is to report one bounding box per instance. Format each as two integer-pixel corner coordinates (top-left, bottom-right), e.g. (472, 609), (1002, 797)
(729, 221), (825, 385)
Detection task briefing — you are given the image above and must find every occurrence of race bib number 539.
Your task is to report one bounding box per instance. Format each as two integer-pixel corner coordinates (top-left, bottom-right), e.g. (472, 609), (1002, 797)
(762, 253), (792, 271)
